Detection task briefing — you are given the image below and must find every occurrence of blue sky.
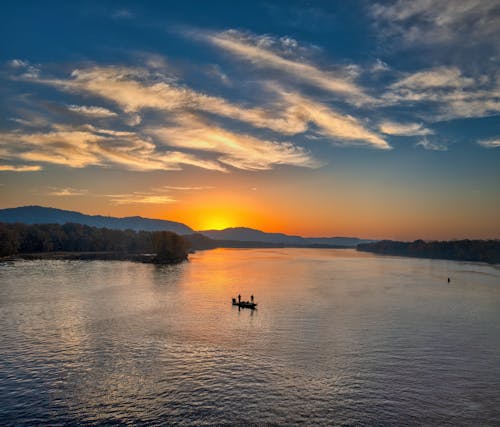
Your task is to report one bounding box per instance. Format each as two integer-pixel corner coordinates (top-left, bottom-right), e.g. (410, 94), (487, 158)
(0, 1), (499, 238)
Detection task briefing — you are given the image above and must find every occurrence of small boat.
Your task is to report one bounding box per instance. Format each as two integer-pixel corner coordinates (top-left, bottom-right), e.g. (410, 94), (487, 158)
(232, 298), (257, 309)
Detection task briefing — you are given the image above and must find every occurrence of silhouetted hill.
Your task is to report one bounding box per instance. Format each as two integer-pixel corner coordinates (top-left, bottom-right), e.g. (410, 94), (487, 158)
(0, 206), (193, 234)
(200, 227), (373, 247)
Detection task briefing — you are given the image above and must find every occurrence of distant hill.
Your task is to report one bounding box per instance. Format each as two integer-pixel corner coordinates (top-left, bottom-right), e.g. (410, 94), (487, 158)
(1, 206), (373, 248)
(200, 227), (373, 248)
(0, 206), (194, 234)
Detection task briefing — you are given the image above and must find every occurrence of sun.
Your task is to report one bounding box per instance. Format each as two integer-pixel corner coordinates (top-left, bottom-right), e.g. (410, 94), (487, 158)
(201, 217), (233, 230)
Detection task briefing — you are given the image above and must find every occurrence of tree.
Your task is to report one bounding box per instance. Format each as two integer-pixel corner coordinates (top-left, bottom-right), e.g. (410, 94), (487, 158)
(152, 231), (188, 263)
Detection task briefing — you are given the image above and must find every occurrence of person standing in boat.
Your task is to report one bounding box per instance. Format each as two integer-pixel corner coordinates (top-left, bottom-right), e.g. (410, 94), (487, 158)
(238, 294), (241, 303)
(251, 294), (254, 303)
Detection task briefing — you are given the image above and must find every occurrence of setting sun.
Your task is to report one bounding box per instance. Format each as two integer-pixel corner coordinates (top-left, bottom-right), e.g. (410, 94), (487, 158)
(200, 216), (235, 231)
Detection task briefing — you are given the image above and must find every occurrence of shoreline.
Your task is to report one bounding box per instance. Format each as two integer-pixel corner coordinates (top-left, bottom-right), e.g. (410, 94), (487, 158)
(0, 251), (188, 264)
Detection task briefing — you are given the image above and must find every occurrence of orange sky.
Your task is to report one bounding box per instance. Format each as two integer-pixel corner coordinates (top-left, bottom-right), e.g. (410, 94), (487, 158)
(2, 163), (498, 240)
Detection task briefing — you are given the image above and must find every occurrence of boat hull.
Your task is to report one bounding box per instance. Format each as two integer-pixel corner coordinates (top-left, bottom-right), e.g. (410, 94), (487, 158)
(232, 301), (257, 309)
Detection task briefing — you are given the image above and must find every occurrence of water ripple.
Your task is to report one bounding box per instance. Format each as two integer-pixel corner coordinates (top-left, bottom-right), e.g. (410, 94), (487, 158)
(1, 251), (499, 425)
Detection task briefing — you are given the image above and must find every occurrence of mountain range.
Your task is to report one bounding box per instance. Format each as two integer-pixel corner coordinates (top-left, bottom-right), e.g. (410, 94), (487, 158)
(200, 228), (372, 247)
(0, 206), (193, 234)
(0, 206), (373, 248)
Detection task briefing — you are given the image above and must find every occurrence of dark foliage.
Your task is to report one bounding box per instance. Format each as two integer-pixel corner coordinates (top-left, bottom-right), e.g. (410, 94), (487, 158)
(0, 222), (188, 263)
(357, 239), (500, 264)
(152, 231), (189, 263)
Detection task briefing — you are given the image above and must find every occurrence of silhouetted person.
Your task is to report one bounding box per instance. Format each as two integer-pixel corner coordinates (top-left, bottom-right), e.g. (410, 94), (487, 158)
(238, 294), (241, 303)
(448, 277), (450, 283)
(251, 294), (254, 303)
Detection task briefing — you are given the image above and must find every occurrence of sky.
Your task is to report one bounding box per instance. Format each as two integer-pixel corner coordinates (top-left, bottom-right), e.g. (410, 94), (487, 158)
(0, 0), (499, 240)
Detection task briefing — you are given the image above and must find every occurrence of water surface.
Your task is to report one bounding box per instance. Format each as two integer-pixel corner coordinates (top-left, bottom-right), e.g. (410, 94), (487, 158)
(1, 249), (499, 425)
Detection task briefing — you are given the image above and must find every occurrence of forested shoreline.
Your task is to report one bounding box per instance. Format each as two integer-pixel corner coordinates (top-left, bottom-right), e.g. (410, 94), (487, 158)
(357, 239), (500, 264)
(0, 222), (189, 263)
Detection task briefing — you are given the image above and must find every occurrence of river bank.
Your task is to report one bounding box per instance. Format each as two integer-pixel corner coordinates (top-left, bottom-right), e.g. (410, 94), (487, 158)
(0, 251), (187, 264)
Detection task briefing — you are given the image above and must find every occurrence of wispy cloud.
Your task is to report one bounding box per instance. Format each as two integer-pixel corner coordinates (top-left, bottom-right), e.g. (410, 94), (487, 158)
(0, 124), (226, 172)
(383, 66), (500, 121)
(67, 105), (117, 118)
(0, 164), (42, 172)
(27, 64), (389, 149)
(416, 137), (448, 151)
(371, 0), (500, 49)
(8, 58), (40, 78)
(205, 64), (232, 86)
(161, 185), (214, 191)
(111, 9), (134, 20)
(198, 30), (371, 104)
(477, 137), (500, 148)
(47, 187), (88, 196)
(35, 65), (307, 134)
(105, 184), (213, 205)
(391, 67), (475, 90)
(276, 91), (390, 149)
(372, 59), (390, 73)
(106, 192), (176, 205)
(149, 115), (320, 171)
(379, 121), (433, 136)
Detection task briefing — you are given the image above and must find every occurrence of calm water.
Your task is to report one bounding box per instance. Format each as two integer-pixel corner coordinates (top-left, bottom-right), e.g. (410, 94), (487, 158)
(1, 249), (499, 425)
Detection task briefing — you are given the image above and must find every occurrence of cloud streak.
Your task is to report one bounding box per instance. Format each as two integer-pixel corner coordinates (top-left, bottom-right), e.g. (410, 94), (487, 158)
(0, 164), (42, 172)
(0, 124), (226, 172)
(379, 121), (433, 136)
(371, 0), (500, 49)
(201, 30), (371, 104)
(27, 64), (389, 149)
(148, 115), (320, 171)
(416, 137), (448, 151)
(47, 187), (88, 196)
(477, 137), (500, 148)
(106, 192), (177, 205)
(391, 67), (475, 90)
(383, 66), (500, 121)
(67, 105), (118, 118)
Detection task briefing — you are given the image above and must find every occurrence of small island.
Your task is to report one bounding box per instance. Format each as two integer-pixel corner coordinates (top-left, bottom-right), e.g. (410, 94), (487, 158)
(0, 222), (189, 264)
(357, 239), (500, 264)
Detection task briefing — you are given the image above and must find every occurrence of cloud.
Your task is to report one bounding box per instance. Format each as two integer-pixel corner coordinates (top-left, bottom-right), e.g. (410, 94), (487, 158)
(8, 58), (40, 78)
(371, 0), (500, 48)
(383, 66), (500, 121)
(276, 91), (391, 149)
(161, 185), (214, 191)
(148, 115), (320, 171)
(198, 30), (371, 104)
(206, 64), (232, 86)
(30, 64), (388, 148)
(8, 59), (29, 68)
(47, 187), (88, 196)
(372, 59), (390, 73)
(35, 65), (308, 134)
(379, 121), (433, 136)
(416, 137), (448, 151)
(106, 192), (176, 205)
(0, 164), (42, 172)
(391, 67), (475, 90)
(0, 124), (226, 172)
(67, 105), (117, 118)
(106, 185), (214, 205)
(477, 137), (500, 148)
(111, 9), (134, 20)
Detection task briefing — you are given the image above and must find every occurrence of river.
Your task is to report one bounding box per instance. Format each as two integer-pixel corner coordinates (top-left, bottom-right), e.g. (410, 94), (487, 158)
(1, 248), (499, 425)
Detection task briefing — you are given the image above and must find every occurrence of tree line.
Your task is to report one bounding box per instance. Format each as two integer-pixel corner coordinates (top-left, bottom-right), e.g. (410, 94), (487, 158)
(0, 222), (189, 262)
(357, 239), (500, 264)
